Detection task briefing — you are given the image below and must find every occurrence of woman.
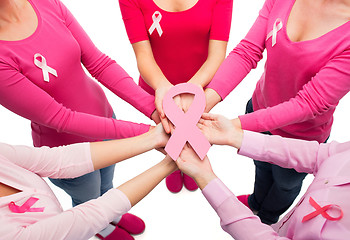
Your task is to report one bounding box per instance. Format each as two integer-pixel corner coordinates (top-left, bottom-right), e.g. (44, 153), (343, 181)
(175, 113), (349, 239)
(118, 0), (233, 192)
(0, 123), (174, 240)
(203, 0), (350, 224)
(0, 0), (158, 238)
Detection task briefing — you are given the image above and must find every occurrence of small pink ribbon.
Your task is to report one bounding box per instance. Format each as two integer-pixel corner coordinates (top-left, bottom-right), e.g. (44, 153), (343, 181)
(302, 197), (343, 223)
(266, 18), (283, 47)
(163, 83), (211, 160)
(34, 53), (58, 82)
(149, 11), (163, 37)
(8, 197), (45, 213)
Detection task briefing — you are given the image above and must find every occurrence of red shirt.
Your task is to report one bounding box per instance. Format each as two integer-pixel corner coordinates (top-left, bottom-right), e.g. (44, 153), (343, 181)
(119, 0), (233, 94)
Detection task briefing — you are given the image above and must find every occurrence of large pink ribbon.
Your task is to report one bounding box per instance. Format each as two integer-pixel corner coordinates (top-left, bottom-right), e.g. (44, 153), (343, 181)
(302, 197), (343, 223)
(8, 197), (45, 213)
(163, 83), (211, 160)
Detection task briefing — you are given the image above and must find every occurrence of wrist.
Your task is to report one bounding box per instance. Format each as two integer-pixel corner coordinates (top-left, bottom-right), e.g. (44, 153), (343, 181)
(228, 119), (244, 149)
(194, 172), (217, 190)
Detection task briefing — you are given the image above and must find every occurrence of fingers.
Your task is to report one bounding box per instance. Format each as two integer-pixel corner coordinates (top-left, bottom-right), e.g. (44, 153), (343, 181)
(160, 115), (171, 134)
(201, 112), (218, 121)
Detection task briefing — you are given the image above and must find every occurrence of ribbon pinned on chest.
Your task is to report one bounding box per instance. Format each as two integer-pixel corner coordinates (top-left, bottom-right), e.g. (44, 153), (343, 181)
(8, 197), (45, 213)
(149, 11), (163, 37)
(163, 83), (211, 160)
(302, 197), (343, 222)
(34, 53), (58, 82)
(266, 18), (283, 47)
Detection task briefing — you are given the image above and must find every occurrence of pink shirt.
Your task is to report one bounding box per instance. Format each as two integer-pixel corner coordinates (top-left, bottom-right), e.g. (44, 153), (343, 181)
(207, 0), (350, 142)
(0, 0), (155, 147)
(0, 142), (131, 240)
(119, 0), (233, 94)
(203, 131), (350, 239)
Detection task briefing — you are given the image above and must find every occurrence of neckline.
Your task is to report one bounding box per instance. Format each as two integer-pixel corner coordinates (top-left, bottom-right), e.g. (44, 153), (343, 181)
(0, 0), (42, 44)
(150, 0), (200, 13)
(284, 0), (350, 44)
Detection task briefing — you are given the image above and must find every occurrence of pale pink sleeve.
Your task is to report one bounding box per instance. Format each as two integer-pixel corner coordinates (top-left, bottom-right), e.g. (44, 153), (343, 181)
(0, 142), (93, 178)
(206, 0), (276, 98)
(56, 0), (155, 118)
(202, 178), (290, 240)
(15, 189), (131, 240)
(239, 130), (350, 174)
(0, 60), (149, 140)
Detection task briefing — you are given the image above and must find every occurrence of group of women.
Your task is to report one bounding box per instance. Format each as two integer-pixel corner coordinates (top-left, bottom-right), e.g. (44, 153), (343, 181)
(0, 0), (350, 239)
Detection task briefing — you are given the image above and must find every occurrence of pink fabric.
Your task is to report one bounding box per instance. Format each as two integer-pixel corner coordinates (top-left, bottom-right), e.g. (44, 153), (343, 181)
(207, 0), (350, 142)
(119, 0), (233, 94)
(203, 130), (350, 239)
(0, 142), (131, 240)
(0, 0), (155, 148)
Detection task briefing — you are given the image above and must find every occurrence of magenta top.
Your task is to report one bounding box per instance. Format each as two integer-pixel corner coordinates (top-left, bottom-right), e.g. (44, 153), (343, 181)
(119, 0), (233, 94)
(203, 130), (350, 239)
(0, 0), (155, 147)
(207, 0), (350, 142)
(0, 142), (131, 240)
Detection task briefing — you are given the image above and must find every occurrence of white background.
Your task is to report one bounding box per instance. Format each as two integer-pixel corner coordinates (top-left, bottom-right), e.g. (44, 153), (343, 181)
(1, 0), (350, 239)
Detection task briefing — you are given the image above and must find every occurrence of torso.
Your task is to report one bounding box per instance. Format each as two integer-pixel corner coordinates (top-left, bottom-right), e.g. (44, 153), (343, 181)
(0, 182), (20, 197)
(152, 0), (199, 12)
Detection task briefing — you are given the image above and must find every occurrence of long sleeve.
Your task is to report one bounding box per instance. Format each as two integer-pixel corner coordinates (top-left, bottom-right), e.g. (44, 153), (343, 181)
(202, 178), (289, 240)
(14, 189), (131, 240)
(238, 49), (350, 134)
(239, 130), (350, 174)
(0, 60), (150, 140)
(0, 142), (93, 178)
(55, 0), (155, 118)
(206, 0), (275, 98)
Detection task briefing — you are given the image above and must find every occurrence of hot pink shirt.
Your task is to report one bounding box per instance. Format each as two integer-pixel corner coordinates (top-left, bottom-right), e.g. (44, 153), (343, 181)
(0, 0), (156, 147)
(203, 131), (350, 239)
(0, 142), (131, 240)
(207, 0), (350, 142)
(119, 0), (233, 94)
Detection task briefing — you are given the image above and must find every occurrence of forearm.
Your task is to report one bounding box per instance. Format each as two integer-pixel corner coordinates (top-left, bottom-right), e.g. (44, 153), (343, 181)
(118, 156), (177, 206)
(90, 128), (159, 170)
(204, 88), (222, 112)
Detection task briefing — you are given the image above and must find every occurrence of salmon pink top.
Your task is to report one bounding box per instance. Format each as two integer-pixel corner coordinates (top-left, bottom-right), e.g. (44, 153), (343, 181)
(119, 0), (233, 94)
(0, 0), (156, 147)
(207, 0), (350, 142)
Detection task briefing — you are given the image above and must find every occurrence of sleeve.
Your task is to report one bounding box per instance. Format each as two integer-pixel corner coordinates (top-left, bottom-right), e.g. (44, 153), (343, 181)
(15, 189), (131, 240)
(0, 142), (93, 178)
(209, 0), (233, 41)
(119, 0), (150, 44)
(202, 178), (290, 240)
(206, 0), (276, 99)
(238, 49), (350, 133)
(55, 0), (155, 118)
(238, 130), (350, 174)
(0, 61), (150, 140)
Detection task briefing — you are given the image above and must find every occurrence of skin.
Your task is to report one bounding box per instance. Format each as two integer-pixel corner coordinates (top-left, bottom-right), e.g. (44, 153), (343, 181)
(204, 0), (350, 127)
(176, 113), (244, 189)
(131, 0), (228, 133)
(0, 123), (177, 207)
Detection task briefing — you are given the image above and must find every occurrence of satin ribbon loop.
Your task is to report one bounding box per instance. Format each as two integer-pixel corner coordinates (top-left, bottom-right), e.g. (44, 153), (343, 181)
(8, 197), (45, 213)
(149, 11), (163, 37)
(34, 53), (58, 82)
(302, 197), (343, 223)
(163, 83), (211, 160)
(266, 18), (283, 47)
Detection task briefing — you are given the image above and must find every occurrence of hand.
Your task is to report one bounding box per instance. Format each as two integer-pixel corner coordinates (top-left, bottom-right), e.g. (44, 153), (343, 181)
(204, 88), (221, 112)
(155, 83), (180, 134)
(179, 93), (194, 113)
(176, 145), (216, 189)
(151, 110), (161, 124)
(198, 113), (243, 149)
(150, 123), (169, 148)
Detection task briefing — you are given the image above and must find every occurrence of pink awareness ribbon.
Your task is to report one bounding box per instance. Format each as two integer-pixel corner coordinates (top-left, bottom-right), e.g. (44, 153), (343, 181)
(34, 53), (58, 82)
(266, 18), (283, 47)
(8, 197), (45, 213)
(148, 11), (163, 37)
(302, 197), (343, 223)
(163, 83), (211, 160)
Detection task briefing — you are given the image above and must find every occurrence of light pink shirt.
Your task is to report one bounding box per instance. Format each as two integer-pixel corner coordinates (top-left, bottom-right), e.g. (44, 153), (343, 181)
(0, 142), (131, 240)
(207, 0), (350, 142)
(203, 131), (350, 239)
(0, 0), (155, 147)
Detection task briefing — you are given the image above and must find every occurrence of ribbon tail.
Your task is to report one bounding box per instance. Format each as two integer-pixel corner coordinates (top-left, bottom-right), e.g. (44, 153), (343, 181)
(165, 131), (187, 160)
(188, 128), (211, 160)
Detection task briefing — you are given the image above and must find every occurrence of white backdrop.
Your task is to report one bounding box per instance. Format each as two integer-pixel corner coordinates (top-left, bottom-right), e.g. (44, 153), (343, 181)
(1, 0), (350, 239)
